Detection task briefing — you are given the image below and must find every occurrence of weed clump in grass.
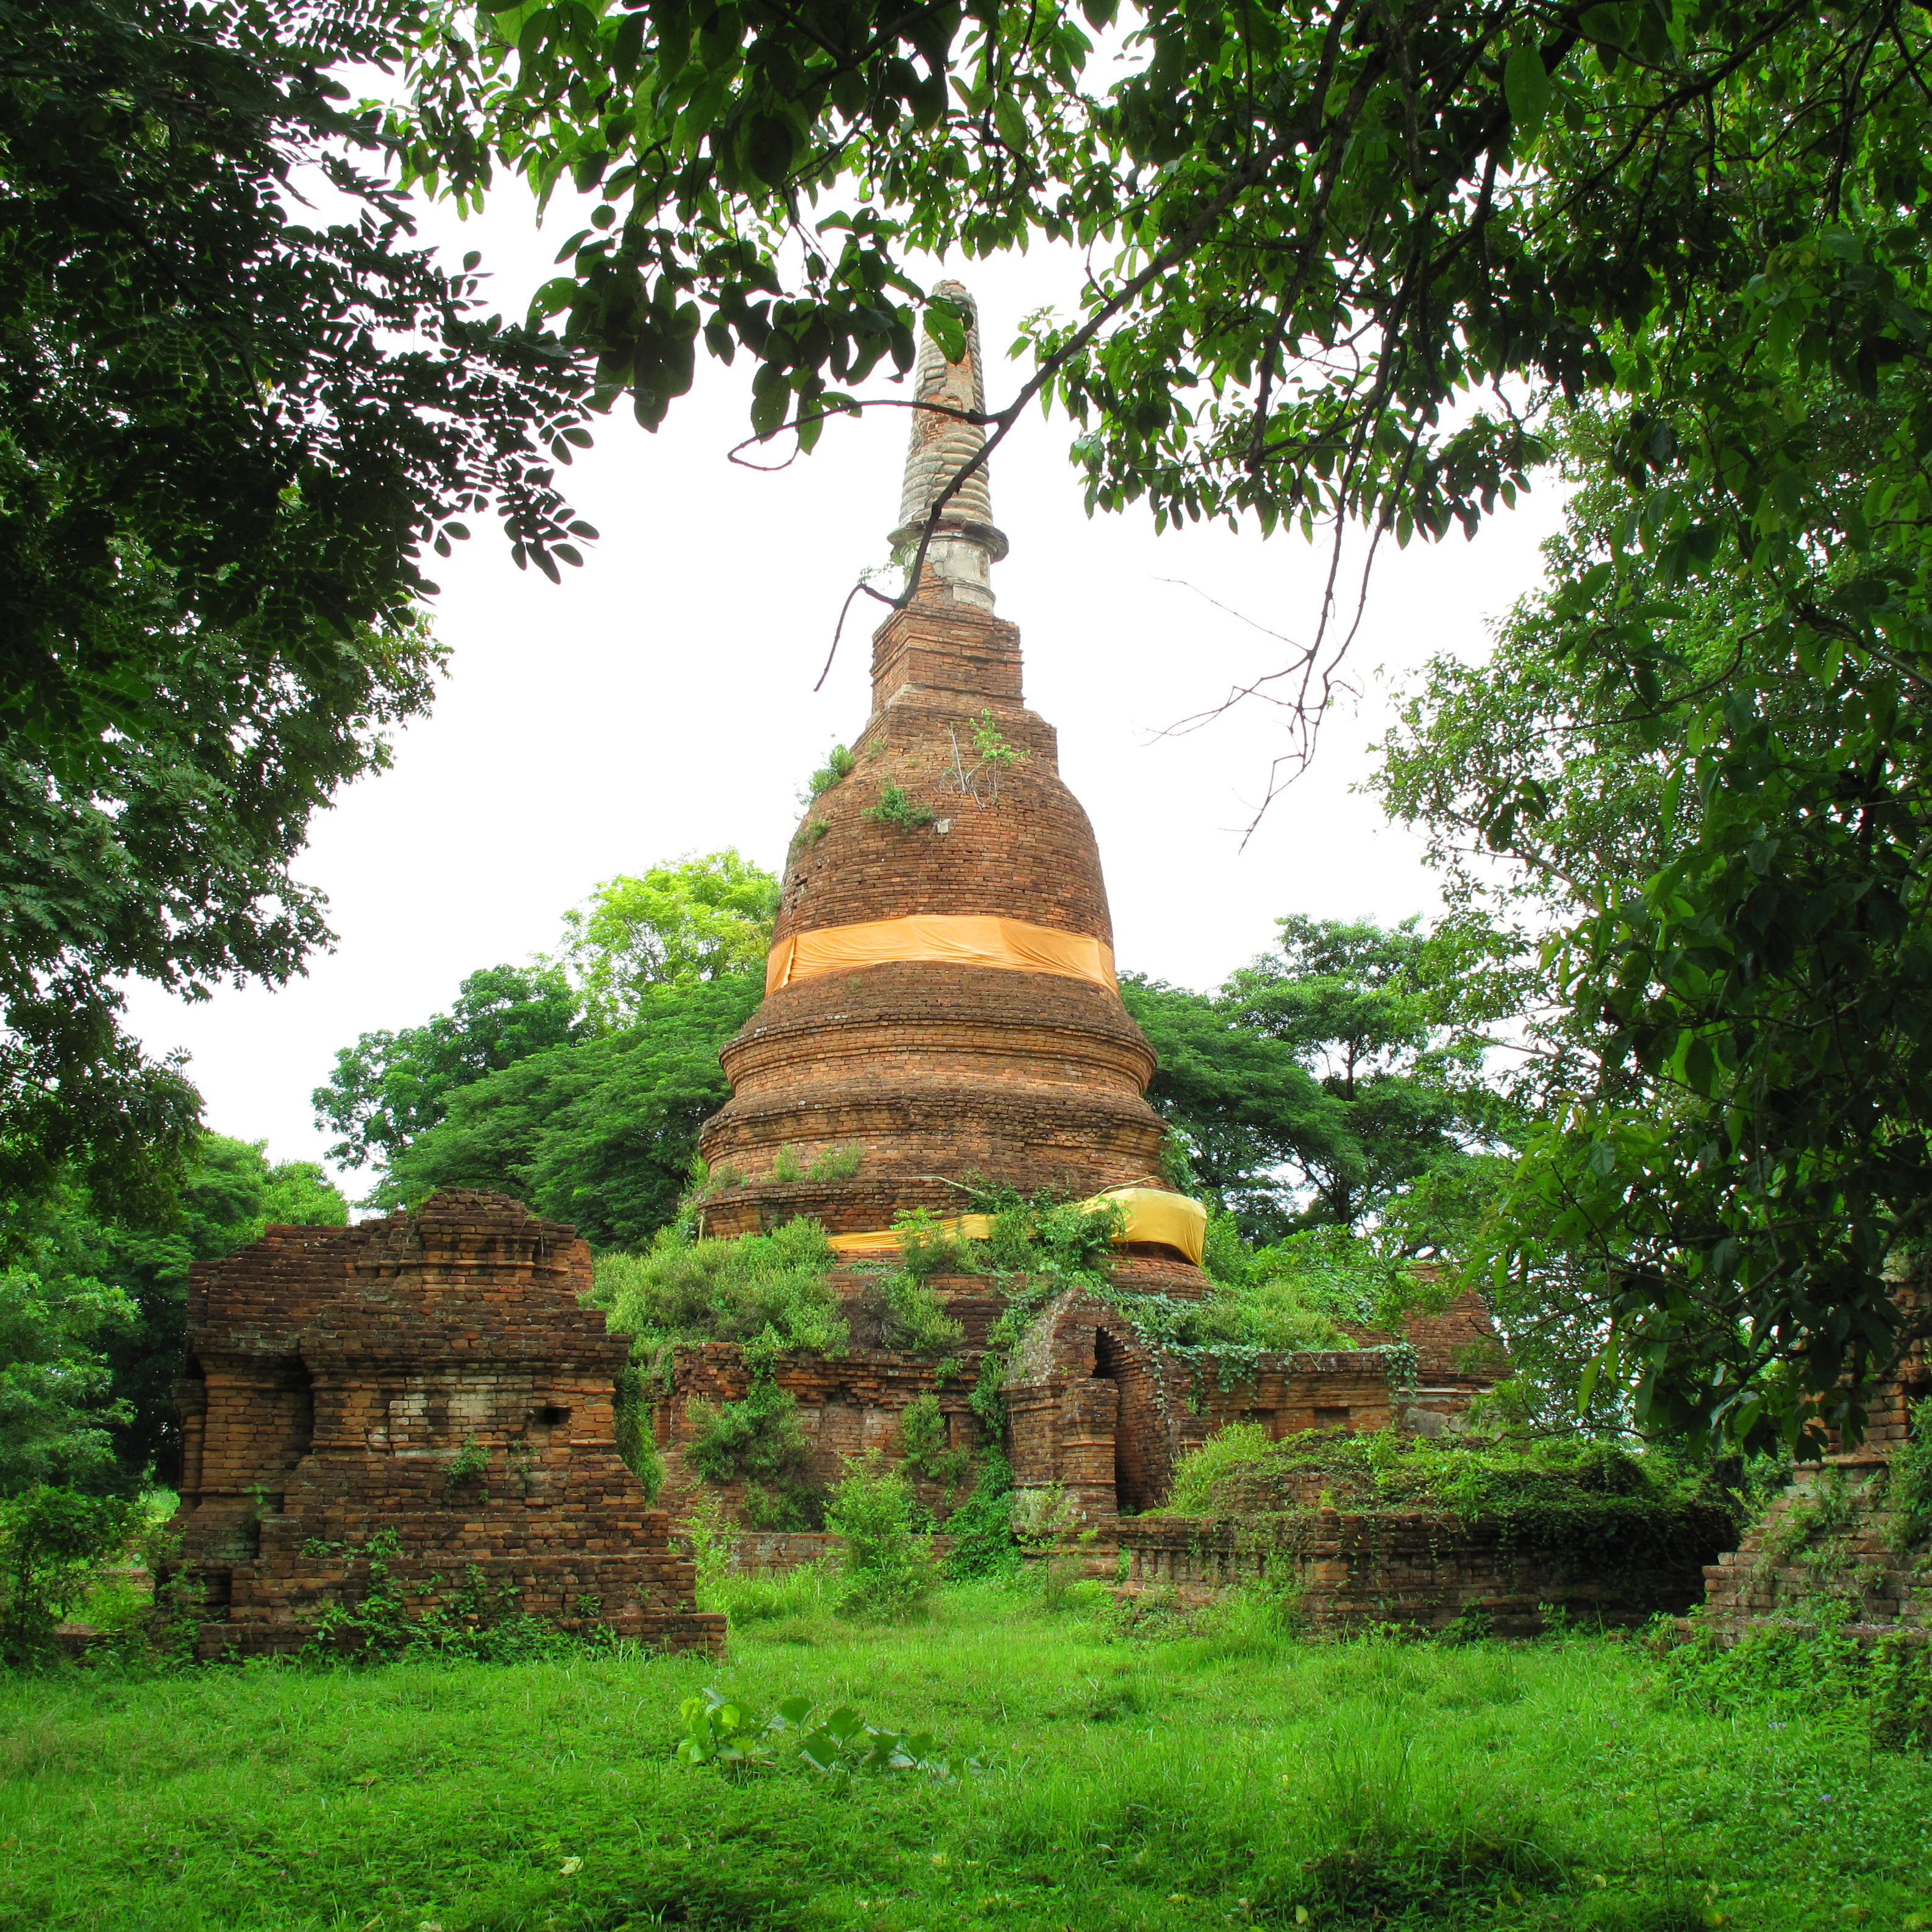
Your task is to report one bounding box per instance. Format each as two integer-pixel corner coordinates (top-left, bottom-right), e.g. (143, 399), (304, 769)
(827, 1450), (933, 1622)
(1659, 1613), (1932, 1752)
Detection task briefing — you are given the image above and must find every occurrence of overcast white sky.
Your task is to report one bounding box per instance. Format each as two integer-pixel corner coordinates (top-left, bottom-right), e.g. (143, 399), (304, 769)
(121, 189), (1567, 1185)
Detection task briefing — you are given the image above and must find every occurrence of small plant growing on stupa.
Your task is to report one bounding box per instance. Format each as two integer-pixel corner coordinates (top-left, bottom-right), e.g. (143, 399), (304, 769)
(801, 743), (856, 803)
(446, 1436), (490, 1498)
(772, 1144), (805, 1183)
(970, 710), (1025, 768)
(864, 782), (936, 831)
(808, 1144), (864, 1181)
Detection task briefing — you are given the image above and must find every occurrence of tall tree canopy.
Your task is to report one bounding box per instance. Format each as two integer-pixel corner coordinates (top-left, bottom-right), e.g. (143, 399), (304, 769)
(315, 852), (780, 1232)
(1128, 914), (1505, 1244)
(555, 851), (783, 1027)
(315, 964), (587, 1172)
(1, 0), (594, 1227)
(1380, 392), (1932, 1455)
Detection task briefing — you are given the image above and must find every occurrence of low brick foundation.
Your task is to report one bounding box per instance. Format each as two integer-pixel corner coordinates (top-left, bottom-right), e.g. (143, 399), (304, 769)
(1118, 1513), (1720, 1636)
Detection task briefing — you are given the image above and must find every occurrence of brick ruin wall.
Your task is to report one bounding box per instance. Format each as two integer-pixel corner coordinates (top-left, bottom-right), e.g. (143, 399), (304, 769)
(176, 1191), (722, 1659)
(1699, 1329), (1932, 1645)
(663, 1272), (1509, 1562)
(1117, 1511), (1717, 1636)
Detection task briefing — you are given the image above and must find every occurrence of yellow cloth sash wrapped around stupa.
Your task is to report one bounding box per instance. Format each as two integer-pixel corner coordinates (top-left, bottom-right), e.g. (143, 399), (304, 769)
(766, 914), (1117, 996)
(824, 1186), (1207, 1266)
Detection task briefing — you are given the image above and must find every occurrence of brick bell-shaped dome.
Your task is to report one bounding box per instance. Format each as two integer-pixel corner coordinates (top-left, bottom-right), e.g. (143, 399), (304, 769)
(697, 287), (1203, 1280)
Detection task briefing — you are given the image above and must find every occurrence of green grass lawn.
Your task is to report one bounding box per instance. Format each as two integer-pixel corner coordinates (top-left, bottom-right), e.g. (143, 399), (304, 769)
(2, 1581), (1930, 1932)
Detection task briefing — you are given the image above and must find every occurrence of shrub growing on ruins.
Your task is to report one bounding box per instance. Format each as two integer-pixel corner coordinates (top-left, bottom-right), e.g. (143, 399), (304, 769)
(611, 1364), (663, 1498)
(939, 1452), (1020, 1580)
(847, 1269), (964, 1356)
(594, 1217), (846, 1375)
(897, 1394), (971, 1496)
(302, 1529), (585, 1665)
(826, 1451), (933, 1623)
(685, 1384), (824, 1530)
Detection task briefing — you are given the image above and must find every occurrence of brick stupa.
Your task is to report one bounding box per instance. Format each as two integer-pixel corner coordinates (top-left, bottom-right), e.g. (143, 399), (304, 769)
(696, 283), (1209, 1292)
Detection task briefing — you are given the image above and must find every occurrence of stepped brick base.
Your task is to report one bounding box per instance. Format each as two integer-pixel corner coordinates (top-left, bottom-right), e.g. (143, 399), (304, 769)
(1699, 1464), (1930, 1643)
(176, 1191), (722, 1661)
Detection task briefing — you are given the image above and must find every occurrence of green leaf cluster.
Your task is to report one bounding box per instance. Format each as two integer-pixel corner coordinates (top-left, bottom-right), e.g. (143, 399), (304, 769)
(683, 1383), (823, 1530)
(0, 1486), (138, 1665)
(674, 1684), (971, 1780)
(4, 0), (598, 1214)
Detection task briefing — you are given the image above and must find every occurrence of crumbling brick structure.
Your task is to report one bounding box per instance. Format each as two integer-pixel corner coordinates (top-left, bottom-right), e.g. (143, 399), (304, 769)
(175, 1191), (722, 1659)
(673, 283), (1504, 1540)
(1699, 1327), (1932, 1645)
(1003, 1286), (1507, 1524)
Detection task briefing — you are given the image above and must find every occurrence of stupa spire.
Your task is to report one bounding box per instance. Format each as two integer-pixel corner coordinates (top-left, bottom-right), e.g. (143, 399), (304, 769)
(889, 280), (1008, 613)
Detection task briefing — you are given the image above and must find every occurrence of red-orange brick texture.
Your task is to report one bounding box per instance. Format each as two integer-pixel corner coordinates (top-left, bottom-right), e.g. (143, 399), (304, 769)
(174, 1191), (721, 1659)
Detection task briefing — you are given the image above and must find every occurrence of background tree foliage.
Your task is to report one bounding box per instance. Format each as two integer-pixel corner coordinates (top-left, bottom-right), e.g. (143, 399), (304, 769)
(380, 973), (763, 1245)
(552, 850), (782, 1027)
(1381, 387), (1932, 1453)
(1, 0), (597, 1226)
(1127, 914), (1506, 1245)
(316, 852), (777, 1239)
(315, 964), (586, 1172)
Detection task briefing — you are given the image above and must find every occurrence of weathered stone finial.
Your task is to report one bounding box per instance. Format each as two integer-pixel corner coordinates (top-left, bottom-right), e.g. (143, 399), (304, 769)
(889, 280), (1009, 612)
